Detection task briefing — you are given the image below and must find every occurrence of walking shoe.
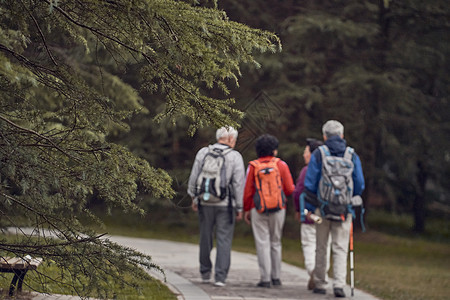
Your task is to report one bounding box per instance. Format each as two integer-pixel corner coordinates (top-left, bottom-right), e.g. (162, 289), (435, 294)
(201, 278), (210, 284)
(307, 276), (315, 290)
(271, 278), (282, 286)
(256, 281), (271, 288)
(334, 287), (346, 298)
(313, 288), (326, 294)
(214, 281), (226, 287)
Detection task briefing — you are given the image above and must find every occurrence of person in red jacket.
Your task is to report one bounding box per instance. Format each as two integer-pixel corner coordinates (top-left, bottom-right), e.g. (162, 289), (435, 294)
(243, 134), (295, 288)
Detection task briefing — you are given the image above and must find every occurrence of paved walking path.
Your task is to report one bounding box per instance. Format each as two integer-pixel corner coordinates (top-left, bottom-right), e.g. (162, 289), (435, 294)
(21, 234), (380, 300)
(110, 236), (380, 300)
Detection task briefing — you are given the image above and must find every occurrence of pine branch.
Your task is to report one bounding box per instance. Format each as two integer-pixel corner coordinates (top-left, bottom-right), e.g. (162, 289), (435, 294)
(0, 193), (68, 239)
(0, 114), (81, 162)
(0, 43), (56, 75)
(21, 0), (58, 66)
(45, 0), (158, 65)
(0, 233), (107, 251)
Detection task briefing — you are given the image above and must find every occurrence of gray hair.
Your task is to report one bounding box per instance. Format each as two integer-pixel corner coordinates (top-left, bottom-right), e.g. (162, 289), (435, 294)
(322, 120), (344, 138)
(216, 126), (238, 141)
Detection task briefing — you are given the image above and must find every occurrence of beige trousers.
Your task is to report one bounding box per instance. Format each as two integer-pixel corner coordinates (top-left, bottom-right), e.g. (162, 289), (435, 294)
(301, 223), (331, 276)
(251, 208), (285, 282)
(313, 211), (352, 289)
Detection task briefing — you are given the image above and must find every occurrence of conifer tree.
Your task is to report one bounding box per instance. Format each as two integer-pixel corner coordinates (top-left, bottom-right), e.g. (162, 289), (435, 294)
(0, 0), (280, 296)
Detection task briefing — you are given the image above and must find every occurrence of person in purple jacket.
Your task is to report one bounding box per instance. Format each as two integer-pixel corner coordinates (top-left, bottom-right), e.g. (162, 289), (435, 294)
(293, 138), (330, 291)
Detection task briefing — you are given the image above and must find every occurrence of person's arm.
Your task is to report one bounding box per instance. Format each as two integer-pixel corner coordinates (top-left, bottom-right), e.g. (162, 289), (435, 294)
(293, 166), (307, 212)
(352, 152), (365, 196)
(243, 164), (255, 212)
(231, 153), (246, 220)
(243, 164), (255, 224)
(304, 152), (321, 194)
(187, 147), (207, 207)
(278, 160), (295, 196)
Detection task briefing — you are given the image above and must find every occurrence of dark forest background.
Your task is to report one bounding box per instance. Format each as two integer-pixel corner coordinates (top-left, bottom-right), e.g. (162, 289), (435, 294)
(112, 0), (450, 234)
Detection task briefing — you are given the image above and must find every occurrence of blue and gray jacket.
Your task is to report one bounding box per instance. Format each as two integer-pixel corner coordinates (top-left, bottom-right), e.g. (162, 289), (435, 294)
(304, 135), (365, 206)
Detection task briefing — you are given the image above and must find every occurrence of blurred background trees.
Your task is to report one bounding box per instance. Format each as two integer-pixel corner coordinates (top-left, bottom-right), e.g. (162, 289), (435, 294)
(119, 0), (449, 233)
(225, 0), (450, 233)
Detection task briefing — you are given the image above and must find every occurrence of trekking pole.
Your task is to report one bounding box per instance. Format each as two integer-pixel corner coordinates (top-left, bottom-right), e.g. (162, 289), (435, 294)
(350, 221), (355, 296)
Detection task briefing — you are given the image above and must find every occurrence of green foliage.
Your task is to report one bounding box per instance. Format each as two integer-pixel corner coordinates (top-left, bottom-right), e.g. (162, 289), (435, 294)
(116, 0), (449, 234)
(0, 0), (280, 297)
(0, 247), (176, 299)
(216, 0), (450, 230)
(1, 231), (166, 298)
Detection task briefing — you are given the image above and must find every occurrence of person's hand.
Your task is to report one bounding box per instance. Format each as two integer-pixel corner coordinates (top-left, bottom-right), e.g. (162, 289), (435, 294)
(191, 200), (198, 212)
(236, 211), (243, 221)
(244, 211), (251, 225)
(305, 211), (313, 222)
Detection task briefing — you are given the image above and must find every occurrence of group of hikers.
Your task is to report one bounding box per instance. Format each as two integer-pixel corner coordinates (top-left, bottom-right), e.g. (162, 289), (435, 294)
(187, 120), (365, 298)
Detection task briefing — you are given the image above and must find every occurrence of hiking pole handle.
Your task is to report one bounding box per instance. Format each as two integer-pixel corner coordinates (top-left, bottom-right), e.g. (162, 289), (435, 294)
(304, 209), (322, 224)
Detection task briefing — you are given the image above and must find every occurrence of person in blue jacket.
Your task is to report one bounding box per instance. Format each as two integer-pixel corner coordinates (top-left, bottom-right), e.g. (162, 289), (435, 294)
(304, 120), (365, 298)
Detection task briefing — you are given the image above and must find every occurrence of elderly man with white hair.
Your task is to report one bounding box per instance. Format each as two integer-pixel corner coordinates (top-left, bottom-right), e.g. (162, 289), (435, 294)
(304, 120), (365, 298)
(187, 126), (245, 287)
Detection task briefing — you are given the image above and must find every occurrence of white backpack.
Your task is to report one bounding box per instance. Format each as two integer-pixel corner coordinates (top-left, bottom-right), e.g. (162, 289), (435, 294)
(195, 146), (232, 202)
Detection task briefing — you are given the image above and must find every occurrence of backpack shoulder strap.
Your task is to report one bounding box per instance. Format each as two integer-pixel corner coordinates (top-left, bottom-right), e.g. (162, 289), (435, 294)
(221, 147), (233, 156)
(251, 157), (280, 167)
(249, 159), (260, 168)
(206, 145), (218, 155)
(208, 145), (231, 154)
(318, 145), (330, 160)
(344, 147), (354, 160)
(271, 157), (280, 164)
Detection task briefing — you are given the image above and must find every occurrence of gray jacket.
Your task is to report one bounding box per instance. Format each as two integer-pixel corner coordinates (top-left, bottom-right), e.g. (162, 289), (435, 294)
(187, 143), (245, 211)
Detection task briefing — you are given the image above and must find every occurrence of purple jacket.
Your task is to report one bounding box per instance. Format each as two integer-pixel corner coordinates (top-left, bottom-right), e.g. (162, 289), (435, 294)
(293, 166), (307, 212)
(293, 166), (314, 224)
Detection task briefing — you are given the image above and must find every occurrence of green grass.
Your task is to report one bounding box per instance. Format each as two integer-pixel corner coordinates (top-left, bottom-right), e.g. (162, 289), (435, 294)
(365, 209), (450, 242)
(0, 232), (177, 300)
(97, 206), (450, 300)
(0, 263), (176, 300)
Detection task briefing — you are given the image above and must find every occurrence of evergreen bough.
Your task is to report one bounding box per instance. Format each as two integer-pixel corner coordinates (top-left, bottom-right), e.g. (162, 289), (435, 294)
(0, 0), (280, 297)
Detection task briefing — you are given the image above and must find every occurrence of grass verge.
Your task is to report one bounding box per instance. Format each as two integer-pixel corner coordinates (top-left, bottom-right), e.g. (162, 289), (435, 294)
(97, 205), (450, 300)
(0, 234), (177, 300)
(0, 265), (176, 300)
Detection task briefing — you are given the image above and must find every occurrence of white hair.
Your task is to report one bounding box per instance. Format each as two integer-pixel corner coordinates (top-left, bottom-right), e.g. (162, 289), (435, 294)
(322, 120), (344, 138)
(216, 126), (238, 141)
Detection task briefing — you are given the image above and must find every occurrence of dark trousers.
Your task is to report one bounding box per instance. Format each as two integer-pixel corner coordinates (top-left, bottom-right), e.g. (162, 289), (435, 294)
(198, 205), (235, 282)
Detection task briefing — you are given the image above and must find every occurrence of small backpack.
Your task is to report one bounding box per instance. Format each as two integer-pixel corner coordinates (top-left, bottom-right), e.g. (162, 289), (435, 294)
(195, 146), (232, 202)
(250, 157), (286, 213)
(318, 145), (354, 221)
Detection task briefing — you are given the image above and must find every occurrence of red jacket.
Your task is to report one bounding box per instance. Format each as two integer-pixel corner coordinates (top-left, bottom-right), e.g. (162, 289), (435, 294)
(243, 156), (295, 212)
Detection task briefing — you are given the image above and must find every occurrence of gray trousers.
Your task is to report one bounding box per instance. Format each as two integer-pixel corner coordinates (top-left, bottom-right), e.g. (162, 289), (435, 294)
(314, 211), (352, 289)
(251, 208), (286, 282)
(198, 205), (235, 282)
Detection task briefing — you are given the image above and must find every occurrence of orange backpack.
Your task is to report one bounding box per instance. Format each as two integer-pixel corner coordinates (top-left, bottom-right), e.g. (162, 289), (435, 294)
(249, 157), (286, 213)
